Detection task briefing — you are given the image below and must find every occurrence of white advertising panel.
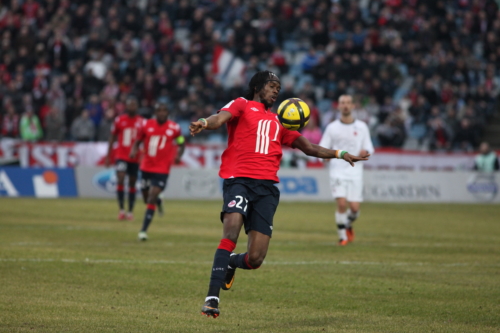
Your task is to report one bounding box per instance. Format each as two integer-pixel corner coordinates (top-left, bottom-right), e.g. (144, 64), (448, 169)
(76, 167), (499, 203)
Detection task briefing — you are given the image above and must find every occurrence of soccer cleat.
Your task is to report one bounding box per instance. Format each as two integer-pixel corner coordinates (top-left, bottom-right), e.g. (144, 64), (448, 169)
(201, 298), (220, 318)
(222, 265), (236, 291)
(338, 239), (348, 246)
(126, 212), (134, 221)
(157, 199), (164, 217)
(118, 211), (126, 220)
(346, 227), (355, 242)
(138, 231), (148, 241)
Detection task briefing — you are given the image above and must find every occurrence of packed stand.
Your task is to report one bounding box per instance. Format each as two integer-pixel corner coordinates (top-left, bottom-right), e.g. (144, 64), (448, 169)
(0, 0), (499, 151)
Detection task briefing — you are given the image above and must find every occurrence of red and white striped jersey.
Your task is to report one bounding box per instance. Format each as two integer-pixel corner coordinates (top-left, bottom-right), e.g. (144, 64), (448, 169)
(219, 97), (301, 182)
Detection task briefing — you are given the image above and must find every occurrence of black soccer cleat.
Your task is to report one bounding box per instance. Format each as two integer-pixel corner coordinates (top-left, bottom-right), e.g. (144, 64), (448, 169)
(221, 265), (236, 290)
(201, 298), (220, 318)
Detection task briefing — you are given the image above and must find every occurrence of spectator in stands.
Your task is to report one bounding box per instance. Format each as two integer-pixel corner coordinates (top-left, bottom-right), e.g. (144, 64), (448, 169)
(44, 106), (64, 142)
(473, 142), (499, 172)
(1, 104), (19, 138)
(97, 108), (115, 142)
(70, 110), (95, 142)
(453, 118), (478, 152)
(428, 118), (452, 151)
(85, 94), (103, 127)
(0, 0), (499, 150)
(19, 109), (43, 142)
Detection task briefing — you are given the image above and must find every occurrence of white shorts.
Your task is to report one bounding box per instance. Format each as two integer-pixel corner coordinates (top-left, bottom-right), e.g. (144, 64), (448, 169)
(330, 177), (363, 202)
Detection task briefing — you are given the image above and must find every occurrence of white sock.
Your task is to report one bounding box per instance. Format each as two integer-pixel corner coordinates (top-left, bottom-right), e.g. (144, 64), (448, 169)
(335, 211), (348, 241)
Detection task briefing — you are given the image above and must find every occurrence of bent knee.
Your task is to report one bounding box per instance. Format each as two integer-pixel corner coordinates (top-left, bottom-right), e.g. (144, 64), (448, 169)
(247, 254), (265, 268)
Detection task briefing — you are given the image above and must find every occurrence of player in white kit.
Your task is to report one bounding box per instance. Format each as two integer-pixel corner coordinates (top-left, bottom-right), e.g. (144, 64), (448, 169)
(319, 95), (374, 245)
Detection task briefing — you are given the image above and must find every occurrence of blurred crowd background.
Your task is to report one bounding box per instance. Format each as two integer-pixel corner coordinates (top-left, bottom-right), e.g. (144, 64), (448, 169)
(1, 0), (499, 152)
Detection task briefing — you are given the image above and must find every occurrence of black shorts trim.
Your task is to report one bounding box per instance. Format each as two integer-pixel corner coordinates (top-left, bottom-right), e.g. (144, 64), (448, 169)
(220, 177), (280, 237)
(140, 171), (169, 191)
(115, 159), (139, 176)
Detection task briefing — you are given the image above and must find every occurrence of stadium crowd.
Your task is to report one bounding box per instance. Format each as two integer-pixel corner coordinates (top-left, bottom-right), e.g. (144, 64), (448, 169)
(0, 0), (499, 151)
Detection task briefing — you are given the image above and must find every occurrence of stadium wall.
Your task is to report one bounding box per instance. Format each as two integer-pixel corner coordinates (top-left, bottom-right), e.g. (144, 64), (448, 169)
(73, 167), (500, 204)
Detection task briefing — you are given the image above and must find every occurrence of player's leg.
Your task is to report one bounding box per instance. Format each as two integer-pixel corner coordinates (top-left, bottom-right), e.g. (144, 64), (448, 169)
(225, 184), (277, 291)
(115, 160), (127, 220)
(138, 173), (167, 240)
(345, 178), (363, 242)
(332, 178), (349, 245)
(156, 196), (164, 217)
(229, 230), (270, 270)
(140, 175), (149, 204)
(202, 179), (251, 318)
(126, 163), (139, 220)
(202, 212), (243, 318)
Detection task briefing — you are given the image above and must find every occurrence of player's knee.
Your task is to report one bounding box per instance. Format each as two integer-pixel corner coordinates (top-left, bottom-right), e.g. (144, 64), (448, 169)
(337, 204), (348, 213)
(247, 253), (265, 268)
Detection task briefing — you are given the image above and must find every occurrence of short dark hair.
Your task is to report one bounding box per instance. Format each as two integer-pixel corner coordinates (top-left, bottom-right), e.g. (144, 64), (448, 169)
(154, 102), (168, 111)
(244, 70), (280, 100)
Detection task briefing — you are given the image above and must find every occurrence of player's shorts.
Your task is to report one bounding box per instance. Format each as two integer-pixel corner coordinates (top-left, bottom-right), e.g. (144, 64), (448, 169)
(115, 159), (139, 176)
(330, 177), (363, 202)
(140, 171), (169, 191)
(221, 177), (280, 237)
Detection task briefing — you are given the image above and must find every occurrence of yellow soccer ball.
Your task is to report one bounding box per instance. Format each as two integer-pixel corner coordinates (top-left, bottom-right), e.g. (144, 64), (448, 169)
(277, 98), (311, 131)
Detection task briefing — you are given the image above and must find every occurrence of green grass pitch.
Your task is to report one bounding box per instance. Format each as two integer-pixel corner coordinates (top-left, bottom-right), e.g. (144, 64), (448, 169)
(1, 198), (499, 332)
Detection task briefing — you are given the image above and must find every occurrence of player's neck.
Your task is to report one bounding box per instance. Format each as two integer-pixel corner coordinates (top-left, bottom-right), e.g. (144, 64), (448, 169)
(126, 113), (136, 118)
(252, 97), (271, 110)
(340, 115), (354, 124)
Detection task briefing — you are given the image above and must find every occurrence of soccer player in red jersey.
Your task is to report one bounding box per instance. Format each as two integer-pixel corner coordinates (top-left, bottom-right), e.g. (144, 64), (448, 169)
(105, 96), (143, 220)
(130, 102), (185, 241)
(190, 71), (370, 318)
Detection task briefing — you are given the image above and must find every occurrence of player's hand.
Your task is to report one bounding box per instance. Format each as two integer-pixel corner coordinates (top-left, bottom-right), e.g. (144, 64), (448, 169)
(174, 156), (182, 164)
(189, 121), (205, 136)
(343, 152), (370, 167)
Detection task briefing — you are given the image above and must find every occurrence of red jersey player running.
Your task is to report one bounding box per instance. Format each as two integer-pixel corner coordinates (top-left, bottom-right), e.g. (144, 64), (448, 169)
(130, 102), (185, 241)
(105, 96), (143, 220)
(190, 71), (370, 318)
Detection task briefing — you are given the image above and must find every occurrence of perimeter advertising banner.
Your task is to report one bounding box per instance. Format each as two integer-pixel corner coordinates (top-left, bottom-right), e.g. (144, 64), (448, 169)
(0, 167), (78, 197)
(75, 167), (499, 203)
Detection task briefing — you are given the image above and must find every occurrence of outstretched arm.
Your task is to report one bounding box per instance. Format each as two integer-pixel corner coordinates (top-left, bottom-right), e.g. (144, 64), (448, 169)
(291, 136), (370, 166)
(189, 111), (233, 136)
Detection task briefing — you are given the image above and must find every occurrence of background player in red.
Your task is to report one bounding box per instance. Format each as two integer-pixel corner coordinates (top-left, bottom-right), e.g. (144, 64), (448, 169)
(105, 96), (143, 220)
(190, 71), (370, 318)
(130, 103), (185, 241)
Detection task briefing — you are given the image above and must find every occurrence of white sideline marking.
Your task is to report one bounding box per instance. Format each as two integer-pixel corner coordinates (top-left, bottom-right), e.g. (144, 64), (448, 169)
(0, 258), (498, 267)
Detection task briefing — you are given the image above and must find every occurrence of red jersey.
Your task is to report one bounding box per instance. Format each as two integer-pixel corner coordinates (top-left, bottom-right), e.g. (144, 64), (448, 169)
(111, 114), (143, 162)
(138, 119), (181, 174)
(219, 97), (301, 182)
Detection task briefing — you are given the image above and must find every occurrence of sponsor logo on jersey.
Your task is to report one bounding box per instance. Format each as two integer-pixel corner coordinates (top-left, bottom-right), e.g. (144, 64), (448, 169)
(228, 200), (236, 207)
(250, 107), (259, 112)
(148, 128), (154, 132)
(166, 129), (173, 136)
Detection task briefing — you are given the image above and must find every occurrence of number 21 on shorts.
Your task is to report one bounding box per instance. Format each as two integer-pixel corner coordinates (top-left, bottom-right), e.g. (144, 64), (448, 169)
(228, 195), (248, 212)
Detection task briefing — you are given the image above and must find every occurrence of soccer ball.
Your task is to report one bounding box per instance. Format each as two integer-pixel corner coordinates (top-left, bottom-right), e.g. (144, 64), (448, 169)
(277, 98), (310, 131)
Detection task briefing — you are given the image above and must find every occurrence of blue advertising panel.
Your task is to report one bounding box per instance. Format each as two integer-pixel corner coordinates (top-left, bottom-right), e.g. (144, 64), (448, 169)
(0, 167), (78, 197)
